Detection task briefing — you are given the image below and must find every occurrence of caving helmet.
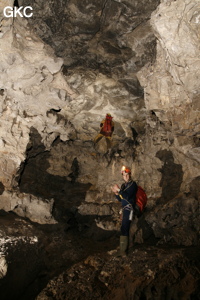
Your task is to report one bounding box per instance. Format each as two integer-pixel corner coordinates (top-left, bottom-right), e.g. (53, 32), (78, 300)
(121, 166), (131, 174)
(106, 113), (113, 119)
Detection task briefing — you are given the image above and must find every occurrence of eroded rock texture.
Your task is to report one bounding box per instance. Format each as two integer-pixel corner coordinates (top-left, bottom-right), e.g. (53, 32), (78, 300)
(137, 0), (200, 196)
(19, 0), (159, 73)
(0, 0), (76, 223)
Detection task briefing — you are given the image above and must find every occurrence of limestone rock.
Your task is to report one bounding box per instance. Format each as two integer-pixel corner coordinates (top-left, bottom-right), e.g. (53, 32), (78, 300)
(0, 9), (75, 219)
(21, 0), (159, 75)
(136, 0), (200, 197)
(0, 256), (7, 279)
(131, 192), (200, 247)
(0, 0), (14, 37)
(0, 190), (56, 224)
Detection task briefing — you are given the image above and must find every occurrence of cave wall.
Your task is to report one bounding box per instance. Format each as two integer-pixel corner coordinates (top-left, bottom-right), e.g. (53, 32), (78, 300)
(0, 0), (76, 223)
(0, 0), (161, 224)
(137, 0), (200, 197)
(0, 0), (199, 237)
(0, 1), (199, 299)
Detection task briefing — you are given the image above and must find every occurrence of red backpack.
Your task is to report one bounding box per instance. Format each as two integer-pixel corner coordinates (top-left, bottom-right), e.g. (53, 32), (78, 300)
(136, 186), (147, 212)
(101, 117), (112, 134)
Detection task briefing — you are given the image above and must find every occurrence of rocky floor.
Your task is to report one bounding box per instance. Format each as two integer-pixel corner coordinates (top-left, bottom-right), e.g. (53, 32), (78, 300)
(0, 210), (200, 300)
(36, 244), (200, 300)
(0, 210), (118, 300)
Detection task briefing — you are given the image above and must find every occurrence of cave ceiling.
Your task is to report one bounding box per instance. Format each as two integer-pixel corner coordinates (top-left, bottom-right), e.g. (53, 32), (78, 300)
(19, 0), (160, 75)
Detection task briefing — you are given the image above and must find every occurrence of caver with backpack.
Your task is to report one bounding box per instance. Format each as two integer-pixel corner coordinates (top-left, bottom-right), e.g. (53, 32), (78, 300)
(94, 113), (114, 150)
(111, 166), (147, 257)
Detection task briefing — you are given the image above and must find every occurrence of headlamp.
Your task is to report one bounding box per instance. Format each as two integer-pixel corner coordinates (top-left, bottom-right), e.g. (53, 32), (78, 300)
(121, 166), (131, 174)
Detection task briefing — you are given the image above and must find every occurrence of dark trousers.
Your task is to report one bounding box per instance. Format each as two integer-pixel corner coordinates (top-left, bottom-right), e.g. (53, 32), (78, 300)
(121, 209), (131, 236)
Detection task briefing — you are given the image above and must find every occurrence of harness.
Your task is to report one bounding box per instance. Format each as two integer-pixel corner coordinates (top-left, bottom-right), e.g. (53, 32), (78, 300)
(119, 181), (134, 212)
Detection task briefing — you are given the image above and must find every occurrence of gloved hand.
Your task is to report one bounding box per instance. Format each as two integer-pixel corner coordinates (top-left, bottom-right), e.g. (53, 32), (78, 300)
(111, 184), (120, 194)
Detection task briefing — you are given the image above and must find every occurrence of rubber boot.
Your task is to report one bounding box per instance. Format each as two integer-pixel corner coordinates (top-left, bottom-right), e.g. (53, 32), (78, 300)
(115, 236), (128, 257)
(120, 235), (128, 256)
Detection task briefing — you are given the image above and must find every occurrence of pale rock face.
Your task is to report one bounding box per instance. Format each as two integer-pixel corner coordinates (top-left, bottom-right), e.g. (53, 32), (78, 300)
(0, 6), (75, 222)
(63, 71), (144, 141)
(143, 0), (200, 107)
(0, 20), (66, 182)
(0, 0), (14, 37)
(0, 256), (7, 279)
(0, 191), (56, 224)
(137, 0), (200, 196)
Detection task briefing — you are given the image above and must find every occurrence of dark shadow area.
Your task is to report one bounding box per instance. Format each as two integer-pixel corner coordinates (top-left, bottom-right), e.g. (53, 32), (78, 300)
(156, 149), (183, 202)
(17, 127), (117, 241)
(0, 210), (118, 300)
(0, 182), (5, 195)
(0, 211), (46, 300)
(189, 176), (200, 200)
(118, 77), (144, 97)
(17, 127), (92, 225)
(0, 242), (45, 300)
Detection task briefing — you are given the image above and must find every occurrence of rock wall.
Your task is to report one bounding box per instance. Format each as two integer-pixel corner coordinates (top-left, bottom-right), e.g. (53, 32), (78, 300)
(0, 0), (199, 240)
(137, 0), (200, 197)
(0, 0), (160, 224)
(0, 1), (199, 299)
(17, 0), (199, 200)
(0, 2), (75, 223)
